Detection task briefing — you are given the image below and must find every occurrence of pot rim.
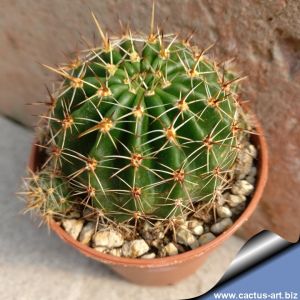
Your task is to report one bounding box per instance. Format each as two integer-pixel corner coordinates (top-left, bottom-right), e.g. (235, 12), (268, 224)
(29, 117), (268, 268)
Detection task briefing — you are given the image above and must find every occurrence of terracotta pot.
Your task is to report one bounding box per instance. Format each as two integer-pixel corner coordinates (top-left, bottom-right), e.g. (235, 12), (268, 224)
(28, 119), (268, 286)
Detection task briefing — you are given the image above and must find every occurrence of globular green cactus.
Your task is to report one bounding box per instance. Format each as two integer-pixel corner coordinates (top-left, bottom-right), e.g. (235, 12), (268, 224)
(26, 10), (248, 224)
(23, 170), (72, 219)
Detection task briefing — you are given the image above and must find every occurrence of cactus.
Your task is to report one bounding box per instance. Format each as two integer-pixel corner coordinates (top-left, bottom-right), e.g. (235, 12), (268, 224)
(24, 8), (249, 225)
(23, 169), (72, 220)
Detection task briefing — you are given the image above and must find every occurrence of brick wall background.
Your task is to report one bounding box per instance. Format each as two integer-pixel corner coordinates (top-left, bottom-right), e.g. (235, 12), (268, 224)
(0, 0), (299, 241)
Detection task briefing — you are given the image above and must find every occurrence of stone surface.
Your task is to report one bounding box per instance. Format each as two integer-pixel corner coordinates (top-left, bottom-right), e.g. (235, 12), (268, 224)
(62, 219), (84, 240)
(231, 203), (247, 217)
(217, 206), (233, 218)
(246, 173), (256, 185)
(1, 0), (299, 242)
(94, 246), (108, 254)
(176, 228), (197, 247)
(93, 229), (124, 249)
(199, 233), (216, 246)
(141, 252), (156, 259)
(247, 145), (258, 159)
(122, 239), (150, 258)
(151, 239), (163, 249)
(164, 243), (179, 256)
(191, 224), (204, 236)
(231, 180), (254, 196)
(188, 220), (204, 236)
(109, 248), (122, 257)
(152, 222), (165, 240)
(227, 194), (247, 208)
(211, 218), (233, 235)
(235, 145), (254, 180)
(190, 239), (200, 250)
(245, 166), (257, 185)
(79, 222), (95, 245)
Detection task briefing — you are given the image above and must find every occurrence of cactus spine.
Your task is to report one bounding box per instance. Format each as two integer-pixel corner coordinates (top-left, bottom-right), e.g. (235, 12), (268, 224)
(24, 8), (248, 226)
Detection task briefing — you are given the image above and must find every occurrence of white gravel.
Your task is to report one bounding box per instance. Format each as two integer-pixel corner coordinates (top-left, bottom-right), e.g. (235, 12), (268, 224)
(62, 219), (84, 240)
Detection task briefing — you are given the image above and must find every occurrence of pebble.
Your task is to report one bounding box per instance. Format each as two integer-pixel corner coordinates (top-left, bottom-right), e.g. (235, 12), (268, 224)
(176, 228), (197, 247)
(93, 229), (124, 249)
(109, 248), (122, 257)
(175, 242), (186, 253)
(236, 154), (253, 179)
(153, 222), (165, 239)
(187, 220), (202, 228)
(94, 246), (108, 253)
(122, 239), (150, 258)
(231, 180), (254, 196)
(199, 233), (216, 245)
(190, 239), (200, 249)
(142, 221), (165, 240)
(187, 220), (204, 236)
(210, 218), (233, 235)
(246, 175), (256, 185)
(142, 221), (153, 233)
(203, 225), (210, 233)
(142, 230), (153, 241)
(79, 222), (95, 245)
(248, 166), (257, 178)
(156, 231), (165, 239)
(237, 154), (253, 179)
(217, 193), (227, 206)
(231, 202), (246, 216)
(164, 243), (178, 256)
(151, 239), (163, 249)
(227, 194), (246, 207)
(62, 219), (84, 240)
(235, 143), (257, 180)
(191, 224), (204, 236)
(248, 144), (257, 158)
(217, 206), (232, 218)
(141, 252), (156, 259)
(158, 247), (166, 257)
(245, 166), (257, 185)
(175, 216), (187, 224)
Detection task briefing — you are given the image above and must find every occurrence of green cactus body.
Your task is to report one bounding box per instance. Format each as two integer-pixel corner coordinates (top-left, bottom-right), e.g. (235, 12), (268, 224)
(41, 31), (244, 222)
(18, 5), (249, 225)
(25, 171), (72, 217)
